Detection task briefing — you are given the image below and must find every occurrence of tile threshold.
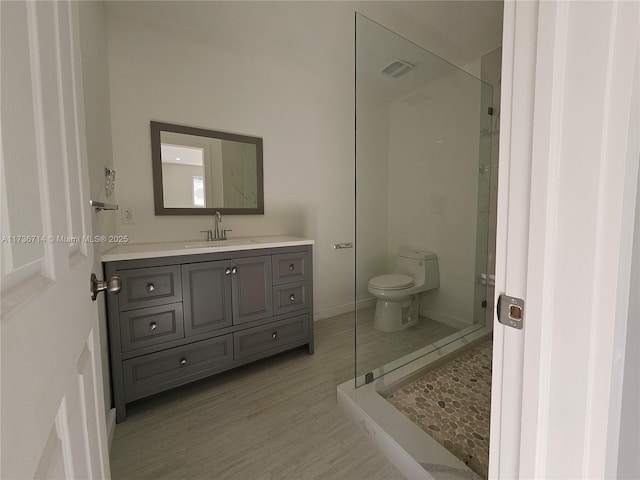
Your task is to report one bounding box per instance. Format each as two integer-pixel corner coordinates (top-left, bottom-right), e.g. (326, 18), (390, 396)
(337, 326), (492, 480)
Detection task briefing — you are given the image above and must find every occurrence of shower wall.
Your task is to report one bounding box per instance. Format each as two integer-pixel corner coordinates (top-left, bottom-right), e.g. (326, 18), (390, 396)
(355, 93), (390, 304)
(387, 67), (483, 328)
(357, 48), (502, 329)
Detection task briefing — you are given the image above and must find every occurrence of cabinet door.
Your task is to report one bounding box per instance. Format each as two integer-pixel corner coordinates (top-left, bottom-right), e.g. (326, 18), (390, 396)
(182, 261), (233, 336)
(231, 255), (273, 324)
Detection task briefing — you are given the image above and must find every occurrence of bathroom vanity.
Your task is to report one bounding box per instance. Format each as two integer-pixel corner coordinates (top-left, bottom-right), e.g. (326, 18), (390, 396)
(102, 236), (314, 422)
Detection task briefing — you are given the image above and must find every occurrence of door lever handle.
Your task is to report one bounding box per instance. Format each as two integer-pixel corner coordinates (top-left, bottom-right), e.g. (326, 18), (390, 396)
(90, 273), (122, 301)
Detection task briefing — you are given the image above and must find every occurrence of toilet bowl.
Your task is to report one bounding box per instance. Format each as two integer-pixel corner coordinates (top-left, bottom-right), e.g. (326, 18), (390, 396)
(368, 251), (439, 332)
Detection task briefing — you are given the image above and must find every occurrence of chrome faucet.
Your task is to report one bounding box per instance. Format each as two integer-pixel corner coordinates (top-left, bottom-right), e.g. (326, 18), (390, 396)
(213, 211), (222, 239)
(202, 212), (230, 241)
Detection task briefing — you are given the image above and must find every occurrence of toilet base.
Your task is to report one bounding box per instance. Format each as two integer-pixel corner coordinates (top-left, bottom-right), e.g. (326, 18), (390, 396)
(373, 298), (419, 332)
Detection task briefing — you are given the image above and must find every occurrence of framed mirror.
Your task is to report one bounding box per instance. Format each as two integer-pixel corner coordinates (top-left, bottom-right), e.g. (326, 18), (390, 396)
(151, 121), (264, 215)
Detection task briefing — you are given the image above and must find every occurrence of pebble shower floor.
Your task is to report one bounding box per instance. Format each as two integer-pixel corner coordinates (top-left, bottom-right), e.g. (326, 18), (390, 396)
(386, 339), (492, 479)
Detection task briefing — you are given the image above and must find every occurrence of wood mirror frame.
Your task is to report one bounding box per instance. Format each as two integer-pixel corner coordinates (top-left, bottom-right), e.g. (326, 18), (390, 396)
(151, 121), (264, 215)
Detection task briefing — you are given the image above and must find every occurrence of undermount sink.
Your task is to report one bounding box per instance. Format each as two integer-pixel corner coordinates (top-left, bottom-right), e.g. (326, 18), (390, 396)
(183, 238), (259, 249)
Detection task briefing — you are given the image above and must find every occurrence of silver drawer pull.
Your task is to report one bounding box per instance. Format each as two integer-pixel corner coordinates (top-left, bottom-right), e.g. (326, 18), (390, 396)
(289, 294), (296, 302)
(224, 267), (232, 275)
(231, 266), (237, 274)
(272, 332), (278, 340)
(180, 358), (187, 365)
(289, 263), (295, 271)
(147, 283), (155, 292)
(150, 322), (157, 331)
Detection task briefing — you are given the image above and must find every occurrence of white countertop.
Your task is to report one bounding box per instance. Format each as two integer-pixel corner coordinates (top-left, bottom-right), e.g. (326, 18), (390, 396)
(101, 235), (314, 262)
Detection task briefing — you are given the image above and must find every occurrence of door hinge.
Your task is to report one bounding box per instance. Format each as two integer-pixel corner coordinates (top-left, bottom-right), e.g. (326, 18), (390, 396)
(497, 294), (524, 329)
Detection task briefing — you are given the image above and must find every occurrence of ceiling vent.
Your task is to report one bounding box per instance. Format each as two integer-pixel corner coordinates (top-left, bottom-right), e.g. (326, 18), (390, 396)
(381, 59), (415, 78)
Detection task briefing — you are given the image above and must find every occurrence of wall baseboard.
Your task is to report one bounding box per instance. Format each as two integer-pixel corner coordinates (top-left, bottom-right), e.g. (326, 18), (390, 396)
(107, 408), (116, 451)
(419, 307), (471, 330)
(314, 298), (376, 321)
(315, 299), (473, 330)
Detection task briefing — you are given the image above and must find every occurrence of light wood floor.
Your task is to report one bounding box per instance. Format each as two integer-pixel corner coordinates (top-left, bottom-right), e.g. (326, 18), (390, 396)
(110, 313), (407, 480)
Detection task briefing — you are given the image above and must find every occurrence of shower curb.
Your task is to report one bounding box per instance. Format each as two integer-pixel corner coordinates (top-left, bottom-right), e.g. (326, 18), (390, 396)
(337, 326), (492, 480)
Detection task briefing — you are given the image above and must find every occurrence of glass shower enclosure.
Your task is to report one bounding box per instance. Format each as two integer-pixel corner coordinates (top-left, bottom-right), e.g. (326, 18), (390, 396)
(355, 14), (494, 386)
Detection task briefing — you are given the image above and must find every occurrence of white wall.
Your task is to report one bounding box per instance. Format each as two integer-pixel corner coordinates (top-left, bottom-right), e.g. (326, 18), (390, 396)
(78, 1), (116, 423)
(105, 2), (357, 319)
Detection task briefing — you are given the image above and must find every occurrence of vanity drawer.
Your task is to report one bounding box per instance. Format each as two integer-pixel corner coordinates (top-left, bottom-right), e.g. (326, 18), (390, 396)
(122, 334), (233, 402)
(272, 252), (309, 284)
(273, 281), (308, 316)
(118, 266), (182, 311)
(119, 303), (184, 353)
(233, 314), (309, 360)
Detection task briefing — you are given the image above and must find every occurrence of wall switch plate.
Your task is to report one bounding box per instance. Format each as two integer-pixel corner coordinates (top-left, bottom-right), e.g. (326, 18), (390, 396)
(121, 206), (136, 225)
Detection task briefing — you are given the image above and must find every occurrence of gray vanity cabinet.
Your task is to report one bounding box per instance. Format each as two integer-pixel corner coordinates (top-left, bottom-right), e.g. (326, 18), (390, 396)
(182, 255), (273, 334)
(104, 245), (313, 423)
(231, 255), (273, 324)
(182, 260), (233, 336)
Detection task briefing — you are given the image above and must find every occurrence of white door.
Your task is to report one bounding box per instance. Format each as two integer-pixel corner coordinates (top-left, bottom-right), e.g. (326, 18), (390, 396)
(490, 1), (640, 478)
(1, 1), (110, 479)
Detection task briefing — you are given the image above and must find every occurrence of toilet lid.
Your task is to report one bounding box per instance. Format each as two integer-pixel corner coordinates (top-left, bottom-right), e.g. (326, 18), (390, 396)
(369, 274), (414, 290)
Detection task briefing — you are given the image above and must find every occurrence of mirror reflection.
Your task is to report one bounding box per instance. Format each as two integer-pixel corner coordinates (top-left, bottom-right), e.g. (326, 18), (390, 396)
(151, 122), (264, 215)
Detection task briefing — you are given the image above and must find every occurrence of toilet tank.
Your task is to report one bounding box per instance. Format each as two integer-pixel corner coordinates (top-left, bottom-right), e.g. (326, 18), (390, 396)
(395, 251), (440, 290)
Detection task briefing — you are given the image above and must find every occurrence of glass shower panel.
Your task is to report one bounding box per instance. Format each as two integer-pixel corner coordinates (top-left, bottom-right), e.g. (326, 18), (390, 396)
(355, 14), (493, 386)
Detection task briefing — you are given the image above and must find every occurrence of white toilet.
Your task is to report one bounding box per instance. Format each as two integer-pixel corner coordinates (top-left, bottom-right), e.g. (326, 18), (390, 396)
(367, 251), (439, 332)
